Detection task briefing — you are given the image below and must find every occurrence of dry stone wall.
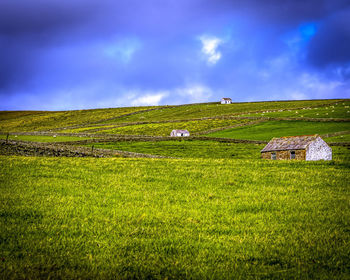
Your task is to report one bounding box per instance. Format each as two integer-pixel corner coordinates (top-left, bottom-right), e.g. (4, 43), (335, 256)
(0, 140), (168, 159)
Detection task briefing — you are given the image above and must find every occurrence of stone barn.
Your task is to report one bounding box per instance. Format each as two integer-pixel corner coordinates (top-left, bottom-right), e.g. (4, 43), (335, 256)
(221, 98), (232, 104)
(170, 129), (190, 137)
(261, 135), (332, 161)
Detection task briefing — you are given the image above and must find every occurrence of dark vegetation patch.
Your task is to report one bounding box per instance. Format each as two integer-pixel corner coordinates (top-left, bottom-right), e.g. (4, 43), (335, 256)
(0, 140), (168, 159)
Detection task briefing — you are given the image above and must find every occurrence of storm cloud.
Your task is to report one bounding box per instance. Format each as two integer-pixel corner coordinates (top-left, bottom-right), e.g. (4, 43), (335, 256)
(0, 0), (349, 110)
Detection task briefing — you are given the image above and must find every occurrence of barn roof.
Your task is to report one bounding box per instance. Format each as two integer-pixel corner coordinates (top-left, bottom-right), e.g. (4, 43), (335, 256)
(172, 129), (189, 133)
(221, 97), (232, 100)
(261, 135), (319, 152)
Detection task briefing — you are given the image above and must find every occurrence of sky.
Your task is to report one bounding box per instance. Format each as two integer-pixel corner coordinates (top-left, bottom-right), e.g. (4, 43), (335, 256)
(0, 0), (350, 110)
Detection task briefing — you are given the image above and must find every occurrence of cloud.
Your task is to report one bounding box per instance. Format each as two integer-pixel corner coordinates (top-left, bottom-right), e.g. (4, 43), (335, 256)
(176, 84), (213, 103)
(129, 84), (213, 107)
(0, 0), (349, 110)
(199, 36), (223, 64)
(130, 92), (168, 106)
(307, 7), (350, 70)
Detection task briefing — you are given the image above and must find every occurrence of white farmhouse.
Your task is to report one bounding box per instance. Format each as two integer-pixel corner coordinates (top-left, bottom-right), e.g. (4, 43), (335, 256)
(221, 98), (232, 104)
(170, 129), (190, 137)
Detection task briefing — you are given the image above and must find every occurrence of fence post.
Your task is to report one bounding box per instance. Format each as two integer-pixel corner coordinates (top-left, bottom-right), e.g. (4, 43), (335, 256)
(6, 133), (9, 143)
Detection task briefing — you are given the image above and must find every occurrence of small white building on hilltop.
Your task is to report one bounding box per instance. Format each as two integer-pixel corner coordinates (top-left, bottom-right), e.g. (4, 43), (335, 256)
(221, 98), (232, 104)
(170, 129), (190, 137)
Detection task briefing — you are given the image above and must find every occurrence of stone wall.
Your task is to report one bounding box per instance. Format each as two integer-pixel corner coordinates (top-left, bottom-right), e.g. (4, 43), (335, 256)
(0, 140), (169, 159)
(261, 149), (306, 160)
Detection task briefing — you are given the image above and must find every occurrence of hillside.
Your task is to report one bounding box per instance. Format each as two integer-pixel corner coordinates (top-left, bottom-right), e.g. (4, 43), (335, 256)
(0, 99), (349, 159)
(1, 99), (350, 279)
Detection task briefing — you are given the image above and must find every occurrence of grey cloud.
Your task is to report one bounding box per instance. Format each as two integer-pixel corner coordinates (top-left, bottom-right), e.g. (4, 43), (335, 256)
(307, 8), (350, 71)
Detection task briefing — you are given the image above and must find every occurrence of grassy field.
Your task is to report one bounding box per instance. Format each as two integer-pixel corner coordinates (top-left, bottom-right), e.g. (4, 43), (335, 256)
(206, 120), (350, 141)
(101, 100), (342, 124)
(87, 140), (350, 160)
(94, 119), (252, 136)
(240, 100), (350, 119)
(0, 106), (155, 132)
(1, 99), (350, 279)
(0, 134), (91, 142)
(325, 134), (350, 143)
(61, 119), (251, 135)
(87, 141), (264, 159)
(1, 156), (349, 279)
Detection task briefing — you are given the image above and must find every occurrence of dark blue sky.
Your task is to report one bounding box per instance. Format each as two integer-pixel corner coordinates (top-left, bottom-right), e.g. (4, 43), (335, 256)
(1, 0), (350, 110)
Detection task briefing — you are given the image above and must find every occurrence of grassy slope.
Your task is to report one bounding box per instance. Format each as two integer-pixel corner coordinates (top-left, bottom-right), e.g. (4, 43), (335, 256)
(61, 119), (250, 135)
(240, 100), (350, 119)
(1, 156), (349, 279)
(87, 141), (350, 160)
(206, 120), (350, 141)
(89, 141), (264, 159)
(0, 134), (91, 142)
(0, 106), (155, 132)
(94, 119), (251, 136)
(325, 134), (350, 142)
(102, 99), (342, 123)
(1, 99), (350, 279)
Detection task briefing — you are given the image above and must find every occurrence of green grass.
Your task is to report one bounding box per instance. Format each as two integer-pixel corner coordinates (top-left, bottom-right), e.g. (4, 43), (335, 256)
(240, 100), (350, 119)
(87, 140), (265, 159)
(87, 140), (350, 161)
(0, 106), (155, 132)
(94, 119), (251, 136)
(0, 99), (346, 133)
(1, 99), (350, 279)
(207, 121), (350, 141)
(325, 134), (350, 143)
(0, 134), (91, 142)
(58, 125), (119, 133)
(1, 156), (349, 279)
(101, 100), (342, 123)
(0, 111), (43, 121)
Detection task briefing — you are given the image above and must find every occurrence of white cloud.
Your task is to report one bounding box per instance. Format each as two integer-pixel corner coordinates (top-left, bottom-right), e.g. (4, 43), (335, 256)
(199, 35), (223, 65)
(299, 73), (343, 93)
(176, 84), (213, 103)
(130, 92), (168, 106)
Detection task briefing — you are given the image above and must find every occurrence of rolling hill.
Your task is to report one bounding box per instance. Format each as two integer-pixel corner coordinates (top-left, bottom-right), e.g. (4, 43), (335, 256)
(1, 99), (349, 279)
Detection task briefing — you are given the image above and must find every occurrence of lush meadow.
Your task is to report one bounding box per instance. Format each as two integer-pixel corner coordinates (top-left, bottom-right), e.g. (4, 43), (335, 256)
(94, 119), (252, 136)
(0, 106), (155, 132)
(1, 156), (349, 279)
(101, 99), (341, 124)
(240, 100), (350, 119)
(0, 134), (91, 143)
(1, 99), (349, 279)
(87, 140), (264, 159)
(85, 140), (349, 161)
(206, 120), (350, 141)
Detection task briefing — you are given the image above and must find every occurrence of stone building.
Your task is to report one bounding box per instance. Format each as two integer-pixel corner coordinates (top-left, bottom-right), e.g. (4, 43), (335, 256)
(170, 129), (190, 137)
(221, 98), (232, 104)
(261, 135), (332, 161)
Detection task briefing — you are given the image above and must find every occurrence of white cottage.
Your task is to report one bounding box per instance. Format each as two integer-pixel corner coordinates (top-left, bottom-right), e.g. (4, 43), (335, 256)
(261, 134), (332, 161)
(170, 129), (190, 137)
(221, 98), (232, 104)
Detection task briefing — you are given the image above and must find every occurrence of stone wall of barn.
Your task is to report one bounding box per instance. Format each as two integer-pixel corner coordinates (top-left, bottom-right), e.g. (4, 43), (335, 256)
(306, 137), (332, 161)
(261, 149), (306, 160)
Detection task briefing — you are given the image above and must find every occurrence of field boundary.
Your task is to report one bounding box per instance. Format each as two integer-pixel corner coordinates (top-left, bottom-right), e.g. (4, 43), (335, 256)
(0, 140), (171, 158)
